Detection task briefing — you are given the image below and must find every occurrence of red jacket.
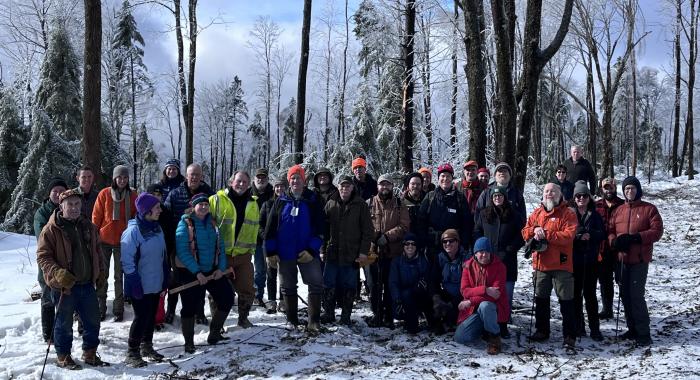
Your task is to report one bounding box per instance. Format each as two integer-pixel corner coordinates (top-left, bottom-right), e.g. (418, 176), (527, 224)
(522, 202), (577, 272)
(595, 196), (624, 260)
(608, 199), (663, 265)
(457, 255), (509, 324)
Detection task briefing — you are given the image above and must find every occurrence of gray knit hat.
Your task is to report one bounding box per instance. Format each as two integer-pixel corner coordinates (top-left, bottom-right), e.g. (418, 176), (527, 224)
(573, 180), (590, 197)
(113, 165), (130, 179)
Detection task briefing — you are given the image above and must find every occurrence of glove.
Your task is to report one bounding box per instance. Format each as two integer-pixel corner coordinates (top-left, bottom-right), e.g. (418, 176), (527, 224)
(613, 234), (632, 252)
(355, 253), (378, 268)
(631, 233), (642, 244)
(267, 255), (280, 269)
(95, 271), (107, 289)
(394, 302), (405, 318)
(377, 234), (388, 247)
(297, 250), (314, 264)
(55, 268), (76, 289)
(124, 272), (144, 300)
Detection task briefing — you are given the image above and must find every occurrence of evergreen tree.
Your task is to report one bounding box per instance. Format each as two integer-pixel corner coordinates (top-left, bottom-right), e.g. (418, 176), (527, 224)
(101, 120), (130, 180)
(0, 90), (28, 219)
(247, 111), (266, 169)
(2, 108), (78, 233)
(34, 23), (83, 141)
(136, 123), (159, 189)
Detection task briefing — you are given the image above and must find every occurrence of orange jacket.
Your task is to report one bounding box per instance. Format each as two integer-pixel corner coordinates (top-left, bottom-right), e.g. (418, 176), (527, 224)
(92, 187), (137, 246)
(522, 202), (577, 272)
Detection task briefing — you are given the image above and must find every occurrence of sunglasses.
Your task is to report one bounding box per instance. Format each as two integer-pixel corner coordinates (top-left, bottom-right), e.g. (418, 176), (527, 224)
(442, 239), (457, 245)
(556, 170), (566, 174)
(404, 241), (417, 246)
(575, 194), (590, 199)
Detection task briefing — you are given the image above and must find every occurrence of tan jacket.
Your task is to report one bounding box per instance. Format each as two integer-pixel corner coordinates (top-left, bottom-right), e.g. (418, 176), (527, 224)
(367, 196), (410, 259)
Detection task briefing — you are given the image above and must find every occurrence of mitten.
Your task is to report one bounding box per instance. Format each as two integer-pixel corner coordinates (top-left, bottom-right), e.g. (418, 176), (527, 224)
(267, 255), (280, 269)
(55, 268), (76, 289)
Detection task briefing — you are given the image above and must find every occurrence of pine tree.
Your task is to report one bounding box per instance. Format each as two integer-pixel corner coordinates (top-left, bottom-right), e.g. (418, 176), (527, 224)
(2, 108), (78, 233)
(34, 23), (83, 141)
(101, 120), (130, 178)
(0, 90), (28, 219)
(136, 123), (159, 189)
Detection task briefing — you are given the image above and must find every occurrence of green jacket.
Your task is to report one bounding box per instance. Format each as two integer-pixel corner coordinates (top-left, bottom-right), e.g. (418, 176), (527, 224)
(33, 200), (58, 239)
(209, 189), (260, 256)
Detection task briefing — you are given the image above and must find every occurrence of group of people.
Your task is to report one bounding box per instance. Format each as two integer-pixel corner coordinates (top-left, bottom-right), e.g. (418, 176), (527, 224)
(33, 145), (663, 370)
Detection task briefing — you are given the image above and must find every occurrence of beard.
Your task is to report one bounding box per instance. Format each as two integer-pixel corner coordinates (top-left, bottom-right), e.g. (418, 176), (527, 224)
(379, 189), (392, 200)
(543, 199), (556, 211)
(604, 191), (616, 201)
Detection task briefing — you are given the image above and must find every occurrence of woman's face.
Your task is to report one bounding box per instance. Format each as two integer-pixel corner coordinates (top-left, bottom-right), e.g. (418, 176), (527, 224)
(403, 240), (417, 257)
(166, 166), (179, 179)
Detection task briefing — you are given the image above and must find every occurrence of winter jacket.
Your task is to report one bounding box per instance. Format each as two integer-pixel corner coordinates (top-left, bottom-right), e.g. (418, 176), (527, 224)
(368, 195), (410, 259)
(522, 202), (578, 272)
(159, 174), (185, 201)
(554, 179), (574, 201)
(474, 203), (525, 282)
(323, 192), (373, 266)
(571, 204), (605, 265)
(175, 213), (227, 275)
(608, 178), (663, 265)
(120, 218), (168, 295)
(313, 171), (339, 206)
(209, 188), (260, 256)
(434, 248), (469, 299)
(457, 255), (509, 324)
(563, 157), (597, 195)
(33, 199), (58, 239)
(475, 182), (526, 227)
(389, 252), (432, 302)
(92, 187), (137, 246)
(401, 190), (425, 244)
(74, 186), (98, 219)
(264, 188), (325, 261)
(164, 181), (215, 225)
(36, 210), (105, 290)
(352, 173), (378, 201)
(419, 185), (472, 249)
(455, 179), (486, 214)
(595, 196), (625, 260)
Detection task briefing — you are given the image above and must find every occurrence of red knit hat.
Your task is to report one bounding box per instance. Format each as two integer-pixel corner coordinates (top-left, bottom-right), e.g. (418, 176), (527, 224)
(287, 164), (306, 182)
(477, 167), (490, 175)
(351, 157), (367, 170)
(463, 160), (479, 169)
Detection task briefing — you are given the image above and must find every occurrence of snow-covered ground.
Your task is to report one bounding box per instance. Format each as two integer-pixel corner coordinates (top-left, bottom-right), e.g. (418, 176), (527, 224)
(1, 176), (699, 379)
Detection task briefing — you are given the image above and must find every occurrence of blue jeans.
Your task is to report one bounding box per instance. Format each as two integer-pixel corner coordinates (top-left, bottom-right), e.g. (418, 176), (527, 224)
(52, 283), (101, 356)
(506, 281), (515, 323)
(454, 301), (499, 345)
(322, 262), (358, 291)
(254, 245), (267, 299)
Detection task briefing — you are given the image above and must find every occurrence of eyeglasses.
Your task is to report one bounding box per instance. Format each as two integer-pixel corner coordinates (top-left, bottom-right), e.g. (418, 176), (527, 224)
(556, 171), (566, 174)
(442, 239), (457, 245)
(575, 194), (590, 199)
(492, 193), (504, 198)
(404, 241), (417, 246)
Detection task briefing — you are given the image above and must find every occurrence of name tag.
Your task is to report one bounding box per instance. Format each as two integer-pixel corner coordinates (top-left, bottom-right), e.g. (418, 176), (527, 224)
(291, 207), (299, 216)
(448, 208), (456, 213)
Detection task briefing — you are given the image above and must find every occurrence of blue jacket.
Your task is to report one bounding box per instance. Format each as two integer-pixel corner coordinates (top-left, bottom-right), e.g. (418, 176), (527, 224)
(164, 181), (214, 226)
(264, 188), (324, 261)
(175, 213), (227, 274)
(120, 218), (168, 295)
(435, 248), (469, 299)
(389, 253), (432, 302)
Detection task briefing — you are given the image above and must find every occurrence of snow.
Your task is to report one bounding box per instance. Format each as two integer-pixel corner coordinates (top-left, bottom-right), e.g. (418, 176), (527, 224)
(1, 176), (698, 379)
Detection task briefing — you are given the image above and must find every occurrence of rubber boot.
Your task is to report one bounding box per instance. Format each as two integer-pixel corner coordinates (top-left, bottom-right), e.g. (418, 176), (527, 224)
(320, 288), (336, 324)
(284, 295), (300, 326)
(41, 306), (55, 343)
(237, 299), (254, 328)
(529, 297), (550, 342)
(339, 289), (354, 325)
(306, 293), (322, 333)
(207, 310), (231, 345)
(181, 317), (196, 353)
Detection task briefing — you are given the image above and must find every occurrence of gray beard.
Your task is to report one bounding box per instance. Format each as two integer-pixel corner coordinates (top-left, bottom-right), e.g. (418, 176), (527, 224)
(543, 199), (556, 211)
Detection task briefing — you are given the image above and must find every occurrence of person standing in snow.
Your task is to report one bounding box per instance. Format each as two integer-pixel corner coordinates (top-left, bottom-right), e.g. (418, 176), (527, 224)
(120, 193), (169, 367)
(258, 176), (288, 313)
(595, 177), (625, 320)
(251, 168), (274, 308)
(563, 145), (597, 196)
(36, 189), (108, 369)
(74, 166), (98, 219)
(608, 176), (663, 347)
(92, 165), (137, 322)
(33, 177), (68, 343)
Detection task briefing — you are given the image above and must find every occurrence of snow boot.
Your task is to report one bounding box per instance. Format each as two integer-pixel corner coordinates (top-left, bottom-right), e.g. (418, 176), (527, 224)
(635, 334), (653, 347)
(339, 289), (354, 325)
(57, 354), (82, 370)
(284, 295), (300, 326)
(125, 347), (147, 368)
(320, 288), (336, 324)
(238, 299), (254, 328)
(306, 294), (322, 333)
(82, 348), (110, 367)
(266, 300), (278, 314)
(208, 310), (231, 345)
(140, 342), (165, 362)
(486, 333), (502, 355)
(181, 317), (196, 353)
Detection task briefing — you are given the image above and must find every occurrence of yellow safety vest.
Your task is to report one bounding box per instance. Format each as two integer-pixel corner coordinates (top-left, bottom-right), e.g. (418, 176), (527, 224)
(209, 189), (260, 256)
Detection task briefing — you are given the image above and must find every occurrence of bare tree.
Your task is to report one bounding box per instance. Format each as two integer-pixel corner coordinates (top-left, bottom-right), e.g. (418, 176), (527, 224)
(294, 0), (312, 164)
(400, 0), (416, 172)
(671, 0), (682, 177)
(681, 0), (699, 179)
(272, 46), (293, 163)
(82, 0), (101, 180)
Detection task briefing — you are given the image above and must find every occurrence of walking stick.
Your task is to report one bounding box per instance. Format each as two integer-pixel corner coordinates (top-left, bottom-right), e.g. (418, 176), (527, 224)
(168, 268), (233, 295)
(40, 292), (64, 380)
(615, 258), (624, 341)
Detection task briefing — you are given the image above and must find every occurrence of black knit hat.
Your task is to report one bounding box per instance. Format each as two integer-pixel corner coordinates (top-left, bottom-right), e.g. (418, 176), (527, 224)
(621, 176), (643, 201)
(47, 177), (68, 195)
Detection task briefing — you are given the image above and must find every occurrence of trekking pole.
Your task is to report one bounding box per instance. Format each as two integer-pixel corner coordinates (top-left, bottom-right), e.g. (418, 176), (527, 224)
(40, 292), (64, 380)
(528, 246), (538, 342)
(614, 259), (624, 341)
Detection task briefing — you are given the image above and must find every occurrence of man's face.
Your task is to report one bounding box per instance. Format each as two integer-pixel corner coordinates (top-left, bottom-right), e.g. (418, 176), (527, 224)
(463, 165), (477, 181)
(571, 146), (583, 162)
(408, 177), (422, 195)
(289, 174), (305, 194)
(274, 184), (287, 196)
(353, 166), (366, 180)
(49, 186), (67, 205)
(624, 185), (637, 201)
(438, 172), (453, 190)
(421, 173), (431, 188)
(478, 172), (489, 184)
(115, 175), (129, 189)
(254, 175), (268, 190)
(165, 166), (179, 179)
(603, 183), (617, 200)
(231, 173), (250, 194)
(475, 250), (492, 265)
(495, 168), (510, 185)
(77, 170), (94, 190)
(555, 168), (567, 182)
(543, 184), (561, 203)
(316, 173), (331, 185)
(339, 182), (354, 200)
(60, 197), (82, 220)
(378, 181), (393, 196)
(187, 166), (203, 189)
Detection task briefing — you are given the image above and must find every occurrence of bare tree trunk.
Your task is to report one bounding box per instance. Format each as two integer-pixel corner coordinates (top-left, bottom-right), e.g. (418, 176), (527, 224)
(685, 0), (698, 179)
(187, 0), (198, 165)
(585, 50), (597, 174)
(672, 0), (682, 177)
(490, 0), (517, 164)
(461, 0), (488, 165)
(629, 2), (637, 176)
(338, 0), (349, 142)
(174, 0), (191, 165)
(401, 0), (416, 172)
(294, 0), (312, 164)
(82, 0), (102, 181)
(130, 54), (138, 188)
(450, 0), (458, 150)
(323, 11), (332, 162)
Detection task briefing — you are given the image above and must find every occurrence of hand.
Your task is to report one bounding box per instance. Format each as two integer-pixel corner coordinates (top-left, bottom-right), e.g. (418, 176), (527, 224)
(267, 255), (280, 269)
(458, 299), (472, 311)
(617, 251), (627, 262)
(213, 269), (224, 280)
(297, 250), (314, 264)
(580, 233), (590, 241)
(534, 227), (546, 240)
(613, 234), (632, 252)
(486, 287), (501, 299)
(196, 272), (208, 286)
(55, 268), (76, 289)
(377, 234), (388, 247)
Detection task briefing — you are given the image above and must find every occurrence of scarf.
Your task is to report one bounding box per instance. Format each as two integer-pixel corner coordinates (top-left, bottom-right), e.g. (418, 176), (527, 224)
(136, 214), (161, 237)
(111, 187), (131, 221)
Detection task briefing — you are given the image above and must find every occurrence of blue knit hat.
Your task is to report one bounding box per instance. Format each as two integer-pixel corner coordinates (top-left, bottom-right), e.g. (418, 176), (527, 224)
(473, 237), (492, 254)
(403, 232), (417, 243)
(164, 158), (181, 171)
(189, 193), (210, 207)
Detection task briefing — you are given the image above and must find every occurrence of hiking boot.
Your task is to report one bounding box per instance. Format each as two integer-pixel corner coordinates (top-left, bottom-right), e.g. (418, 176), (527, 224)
(528, 330), (550, 342)
(195, 314), (209, 326)
(365, 314), (383, 328)
(266, 300), (278, 314)
(140, 342), (165, 362)
(563, 336), (576, 352)
(182, 317), (196, 353)
(254, 297), (266, 307)
(499, 323), (511, 339)
(82, 348), (110, 367)
(57, 354), (82, 370)
(620, 330), (637, 340)
(487, 333), (502, 355)
(208, 310), (231, 345)
(635, 335), (653, 347)
(125, 348), (147, 368)
(590, 330), (604, 342)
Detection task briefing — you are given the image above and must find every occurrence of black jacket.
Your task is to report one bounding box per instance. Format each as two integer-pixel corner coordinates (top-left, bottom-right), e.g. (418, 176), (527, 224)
(564, 157), (597, 195)
(419, 185), (472, 249)
(474, 203), (525, 281)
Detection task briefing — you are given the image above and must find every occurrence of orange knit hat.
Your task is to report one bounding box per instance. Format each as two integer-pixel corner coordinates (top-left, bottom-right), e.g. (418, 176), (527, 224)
(352, 157), (367, 170)
(287, 164), (306, 183)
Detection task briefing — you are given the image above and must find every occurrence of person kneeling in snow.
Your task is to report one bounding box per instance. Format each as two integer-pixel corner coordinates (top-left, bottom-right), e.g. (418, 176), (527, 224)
(36, 189), (109, 370)
(454, 237), (508, 355)
(120, 193), (170, 367)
